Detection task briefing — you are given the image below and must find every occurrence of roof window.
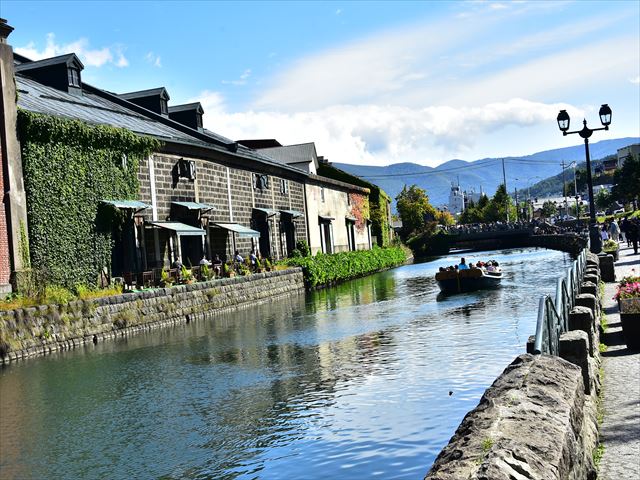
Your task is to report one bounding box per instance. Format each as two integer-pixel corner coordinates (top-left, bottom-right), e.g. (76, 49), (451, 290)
(68, 66), (81, 87)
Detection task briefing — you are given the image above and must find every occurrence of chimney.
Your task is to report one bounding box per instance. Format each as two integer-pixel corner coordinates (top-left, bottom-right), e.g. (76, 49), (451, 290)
(0, 18), (31, 292)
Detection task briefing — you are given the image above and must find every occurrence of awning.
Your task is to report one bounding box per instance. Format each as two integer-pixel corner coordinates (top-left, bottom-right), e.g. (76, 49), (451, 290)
(345, 216), (357, 222)
(101, 199), (149, 210)
(151, 221), (206, 236)
(319, 215), (334, 222)
(172, 201), (216, 211)
(281, 209), (304, 218)
(212, 222), (260, 238)
(253, 207), (278, 217)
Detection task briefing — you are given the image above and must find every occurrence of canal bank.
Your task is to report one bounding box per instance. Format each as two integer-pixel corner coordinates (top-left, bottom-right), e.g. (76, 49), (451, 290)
(0, 268), (304, 364)
(0, 248), (572, 479)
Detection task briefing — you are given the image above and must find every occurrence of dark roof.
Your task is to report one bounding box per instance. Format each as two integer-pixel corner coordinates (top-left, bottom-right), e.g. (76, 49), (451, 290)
(237, 139), (282, 149)
(16, 74), (308, 177)
(15, 53), (84, 71)
(259, 143), (317, 167)
(119, 87), (169, 100)
(168, 102), (203, 114)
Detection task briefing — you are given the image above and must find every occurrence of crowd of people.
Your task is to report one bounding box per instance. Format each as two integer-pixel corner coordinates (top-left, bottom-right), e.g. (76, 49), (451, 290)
(439, 257), (501, 273)
(601, 216), (640, 254)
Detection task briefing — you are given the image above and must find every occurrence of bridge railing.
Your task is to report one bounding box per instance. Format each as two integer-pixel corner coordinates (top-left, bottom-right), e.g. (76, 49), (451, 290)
(532, 248), (587, 355)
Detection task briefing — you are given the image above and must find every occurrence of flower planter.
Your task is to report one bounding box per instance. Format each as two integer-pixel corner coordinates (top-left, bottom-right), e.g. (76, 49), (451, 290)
(620, 298), (640, 350)
(620, 313), (640, 350)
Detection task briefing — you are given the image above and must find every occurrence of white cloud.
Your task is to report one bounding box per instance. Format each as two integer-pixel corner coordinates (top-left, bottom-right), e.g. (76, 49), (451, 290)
(630, 76), (640, 85)
(15, 33), (128, 68)
(145, 52), (162, 68)
(197, 94), (578, 167)
(222, 69), (252, 86)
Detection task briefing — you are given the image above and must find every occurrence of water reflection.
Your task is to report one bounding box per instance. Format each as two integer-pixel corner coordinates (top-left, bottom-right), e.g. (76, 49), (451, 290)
(0, 248), (568, 480)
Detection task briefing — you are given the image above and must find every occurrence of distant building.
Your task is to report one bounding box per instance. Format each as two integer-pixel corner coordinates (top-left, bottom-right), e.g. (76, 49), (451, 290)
(617, 143), (640, 165)
(448, 184), (465, 214)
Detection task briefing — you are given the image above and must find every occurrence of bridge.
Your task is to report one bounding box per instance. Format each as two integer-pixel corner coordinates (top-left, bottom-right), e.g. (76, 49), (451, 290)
(425, 229), (588, 257)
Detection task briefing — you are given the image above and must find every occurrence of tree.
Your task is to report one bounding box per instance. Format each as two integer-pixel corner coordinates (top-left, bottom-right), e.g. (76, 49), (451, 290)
(436, 210), (455, 226)
(612, 154), (640, 209)
(395, 185), (437, 237)
(541, 200), (557, 218)
(595, 188), (612, 210)
(482, 184), (514, 222)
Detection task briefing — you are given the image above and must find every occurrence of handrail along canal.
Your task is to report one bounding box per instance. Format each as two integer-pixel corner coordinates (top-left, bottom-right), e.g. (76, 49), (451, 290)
(532, 248), (587, 355)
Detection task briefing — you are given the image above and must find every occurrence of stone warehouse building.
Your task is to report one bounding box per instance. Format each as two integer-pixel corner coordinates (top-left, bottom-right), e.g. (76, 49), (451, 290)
(242, 141), (373, 255)
(0, 19), (375, 289)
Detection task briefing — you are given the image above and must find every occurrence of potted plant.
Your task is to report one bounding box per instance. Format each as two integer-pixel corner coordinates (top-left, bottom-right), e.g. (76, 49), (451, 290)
(180, 265), (194, 284)
(264, 257), (272, 272)
(224, 262), (235, 278)
(602, 239), (620, 261)
(159, 268), (174, 288)
(201, 264), (214, 281)
(614, 275), (640, 349)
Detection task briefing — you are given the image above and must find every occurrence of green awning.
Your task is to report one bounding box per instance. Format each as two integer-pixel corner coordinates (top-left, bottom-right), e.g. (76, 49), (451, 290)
(151, 221), (205, 236)
(212, 222), (260, 238)
(101, 199), (149, 210)
(172, 201), (216, 211)
(281, 209), (304, 218)
(253, 207), (278, 217)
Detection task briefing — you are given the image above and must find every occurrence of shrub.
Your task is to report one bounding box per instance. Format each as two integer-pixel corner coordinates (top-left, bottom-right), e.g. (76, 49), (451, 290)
(282, 246), (407, 288)
(295, 240), (311, 257)
(43, 285), (75, 305)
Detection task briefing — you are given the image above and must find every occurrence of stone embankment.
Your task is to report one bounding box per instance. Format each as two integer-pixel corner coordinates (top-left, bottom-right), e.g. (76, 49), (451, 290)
(0, 268), (304, 364)
(425, 251), (606, 480)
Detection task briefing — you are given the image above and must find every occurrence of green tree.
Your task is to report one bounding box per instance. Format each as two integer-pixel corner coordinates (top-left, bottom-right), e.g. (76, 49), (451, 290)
(612, 154), (640, 209)
(395, 184), (437, 237)
(482, 184), (514, 222)
(541, 200), (557, 218)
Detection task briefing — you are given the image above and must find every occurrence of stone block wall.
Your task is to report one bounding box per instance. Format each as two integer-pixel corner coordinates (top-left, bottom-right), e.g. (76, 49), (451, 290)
(425, 354), (598, 480)
(0, 268), (304, 364)
(137, 152), (307, 264)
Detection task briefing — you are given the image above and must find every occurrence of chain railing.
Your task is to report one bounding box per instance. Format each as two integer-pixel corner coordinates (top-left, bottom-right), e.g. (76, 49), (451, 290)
(532, 248), (587, 355)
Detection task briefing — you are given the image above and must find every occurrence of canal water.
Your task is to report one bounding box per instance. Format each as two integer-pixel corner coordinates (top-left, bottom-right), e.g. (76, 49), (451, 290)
(0, 247), (569, 480)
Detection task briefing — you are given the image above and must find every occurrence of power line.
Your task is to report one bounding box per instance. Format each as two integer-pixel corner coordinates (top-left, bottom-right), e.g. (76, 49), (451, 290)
(359, 157), (563, 179)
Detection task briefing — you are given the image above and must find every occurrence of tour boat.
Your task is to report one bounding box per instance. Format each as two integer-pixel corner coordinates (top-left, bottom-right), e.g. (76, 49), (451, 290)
(435, 268), (502, 294)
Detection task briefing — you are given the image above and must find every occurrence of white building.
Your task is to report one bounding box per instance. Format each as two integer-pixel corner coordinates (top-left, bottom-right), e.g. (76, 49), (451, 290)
(448, 184), (465, 214)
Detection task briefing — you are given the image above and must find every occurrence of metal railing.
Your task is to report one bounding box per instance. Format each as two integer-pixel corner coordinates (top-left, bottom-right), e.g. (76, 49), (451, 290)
(532, 248), (588, 355)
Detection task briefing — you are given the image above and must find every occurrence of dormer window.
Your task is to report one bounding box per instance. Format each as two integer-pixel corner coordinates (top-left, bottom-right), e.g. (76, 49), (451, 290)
(196, 113), (203, 129)
(160, 98), (168, 115)
(67, 67), (81, 87)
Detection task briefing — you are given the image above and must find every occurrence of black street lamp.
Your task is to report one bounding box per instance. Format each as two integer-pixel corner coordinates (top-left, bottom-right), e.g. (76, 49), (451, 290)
(556, 104), (612, 253)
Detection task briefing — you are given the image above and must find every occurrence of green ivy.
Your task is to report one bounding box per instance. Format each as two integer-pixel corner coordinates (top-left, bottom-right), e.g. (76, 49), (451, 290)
(283, 246), (406, 289)
(17, 110), (161, 288)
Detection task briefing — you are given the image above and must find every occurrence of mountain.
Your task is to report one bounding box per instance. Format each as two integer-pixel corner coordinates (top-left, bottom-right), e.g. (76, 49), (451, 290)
(333, 137), (639, 208)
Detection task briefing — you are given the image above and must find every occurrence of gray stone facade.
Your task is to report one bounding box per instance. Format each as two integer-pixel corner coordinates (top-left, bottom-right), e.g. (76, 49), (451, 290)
(136, 149), (308, 268)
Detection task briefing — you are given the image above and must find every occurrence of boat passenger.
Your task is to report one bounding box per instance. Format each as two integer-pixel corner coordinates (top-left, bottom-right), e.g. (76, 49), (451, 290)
(458, 258), (469, 270)
(486, 262), (496, 272)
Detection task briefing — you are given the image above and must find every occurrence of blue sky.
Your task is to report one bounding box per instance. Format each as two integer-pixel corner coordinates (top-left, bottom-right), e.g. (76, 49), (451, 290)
(3, 1), (639, 167)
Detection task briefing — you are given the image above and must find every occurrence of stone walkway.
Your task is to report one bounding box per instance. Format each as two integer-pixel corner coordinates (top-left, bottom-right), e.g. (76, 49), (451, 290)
(599, 243), (640, 480)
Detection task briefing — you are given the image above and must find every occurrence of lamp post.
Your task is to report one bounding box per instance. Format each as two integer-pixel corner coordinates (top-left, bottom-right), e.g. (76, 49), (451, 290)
(556, 104), (611, 253)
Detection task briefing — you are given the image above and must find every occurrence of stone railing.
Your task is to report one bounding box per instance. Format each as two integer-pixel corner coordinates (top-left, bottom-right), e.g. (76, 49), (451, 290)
(425, 252), (606, 480)
(0, 268), (304, 364)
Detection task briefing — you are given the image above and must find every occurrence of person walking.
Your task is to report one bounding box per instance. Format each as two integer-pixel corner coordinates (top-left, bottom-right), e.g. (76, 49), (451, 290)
(621, 217), (631, 247)
(628, 218), (639, 255)
(609, 218), (620, 242)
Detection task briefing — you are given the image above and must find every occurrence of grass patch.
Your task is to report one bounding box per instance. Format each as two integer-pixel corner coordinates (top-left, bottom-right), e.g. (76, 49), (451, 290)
(599, 343), (608, 353)
(600, 313), (608, 333)
(593, 443), (605, 469)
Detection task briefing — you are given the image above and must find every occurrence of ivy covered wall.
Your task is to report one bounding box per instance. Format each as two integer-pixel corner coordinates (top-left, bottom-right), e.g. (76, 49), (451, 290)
(17, 110), (160, 288)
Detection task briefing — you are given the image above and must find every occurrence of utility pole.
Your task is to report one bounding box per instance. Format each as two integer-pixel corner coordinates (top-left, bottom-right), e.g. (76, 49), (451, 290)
(514, 188), (519, 221)
(502, 158), (509, 222)
(561, 160), (567, 218)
